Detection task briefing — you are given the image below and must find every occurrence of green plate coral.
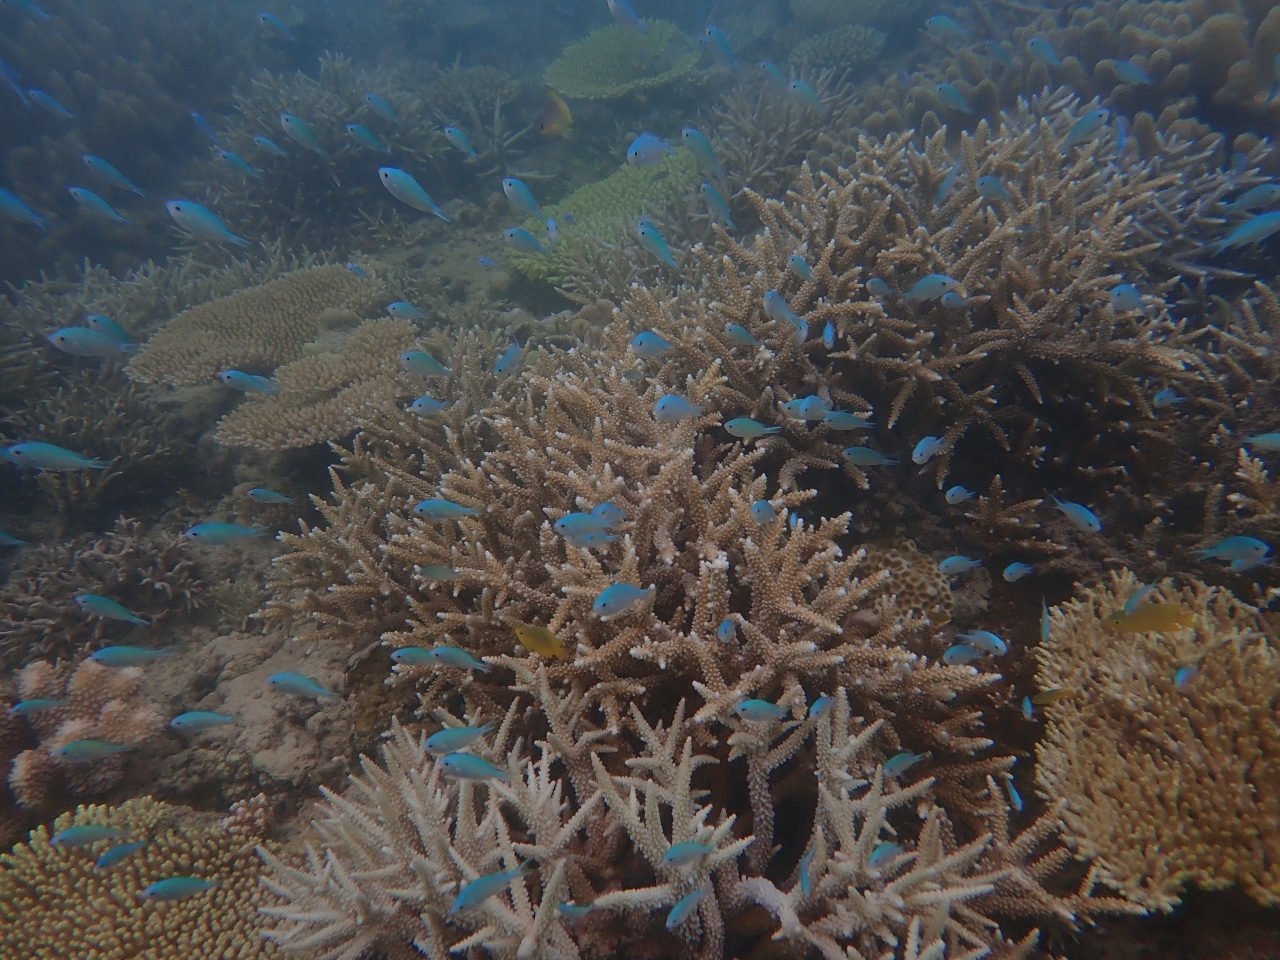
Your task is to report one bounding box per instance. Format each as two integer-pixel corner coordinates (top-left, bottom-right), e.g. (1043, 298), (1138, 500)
(506, 148), (700, 286)
(544, 20), (700, 101)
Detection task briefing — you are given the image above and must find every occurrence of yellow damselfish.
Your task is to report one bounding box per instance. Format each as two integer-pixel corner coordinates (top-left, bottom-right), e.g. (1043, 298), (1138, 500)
(514, 624), (567, 659)
(1030, 688), (1072, 706)
(1106, 603), (1195, 633)
(540, 91), (573, 138)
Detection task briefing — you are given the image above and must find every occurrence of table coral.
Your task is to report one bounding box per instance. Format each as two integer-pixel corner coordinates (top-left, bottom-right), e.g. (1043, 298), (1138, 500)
(0, 795), (278, 959)
(1035, 570), (1280, 910)
(214, 317), (419, 451)
(7, 659), (164, 809)
(544, 20), (700, 101)
(504, 149), (701, 298)
(126, 264), (384, 387)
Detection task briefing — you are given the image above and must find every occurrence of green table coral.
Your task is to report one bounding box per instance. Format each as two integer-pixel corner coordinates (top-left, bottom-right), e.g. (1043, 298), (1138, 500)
(545, 20), (700, 101)
(506, 148), (700, 287)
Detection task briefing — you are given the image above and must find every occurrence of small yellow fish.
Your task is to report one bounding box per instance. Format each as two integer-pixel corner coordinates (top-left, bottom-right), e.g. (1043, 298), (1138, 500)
(514, 624), (567, 659)
(1106, 603), (1195, 634)
(1031, 688), (1073, 706)
(540, 91), (573, 138)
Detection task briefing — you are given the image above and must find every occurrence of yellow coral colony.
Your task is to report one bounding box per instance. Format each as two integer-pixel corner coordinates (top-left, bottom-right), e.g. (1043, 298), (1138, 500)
(0, 797), (277, 958)
(1036, 571), (1280, 910)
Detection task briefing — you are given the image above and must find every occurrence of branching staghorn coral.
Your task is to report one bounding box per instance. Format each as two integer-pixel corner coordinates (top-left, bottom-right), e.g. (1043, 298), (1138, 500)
(214, 318), (420, 451)
(7, 659), (164, 809)
(0, 795), (278, 959)
(126, 264), (385, 386)
(261, 686), (1122, 960)
(1035, 570), (1280, 910)
(719, 93), (1213, 490)
(0, 517), (205, 669)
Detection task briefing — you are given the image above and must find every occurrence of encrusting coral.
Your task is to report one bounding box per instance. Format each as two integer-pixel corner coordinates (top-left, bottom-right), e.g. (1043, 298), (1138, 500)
(7, 658), (164, 809)
(1035, 570), (1280, 912)
(544, 20), (700, 101)
(0, 795), (278, 959)
(126, 264), (385, 387)
(0, 516), (205, 669)
(214, 318), (420, 451)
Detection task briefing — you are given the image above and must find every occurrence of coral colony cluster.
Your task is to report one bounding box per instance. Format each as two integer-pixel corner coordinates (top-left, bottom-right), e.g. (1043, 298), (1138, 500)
(2, 0), (1280, 957)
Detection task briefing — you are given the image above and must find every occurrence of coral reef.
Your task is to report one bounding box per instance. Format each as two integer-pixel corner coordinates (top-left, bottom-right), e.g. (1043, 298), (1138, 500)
(789, 24), (885, 74)
(7, 659), (164, 809)
(214, 317), (419, 451)
(0, 516), (205, 669)
(0, 795), (278, 958)
(1035, 570), (1280, 911)
(126, 265), (385, 387)
(544, 21), (701, 101)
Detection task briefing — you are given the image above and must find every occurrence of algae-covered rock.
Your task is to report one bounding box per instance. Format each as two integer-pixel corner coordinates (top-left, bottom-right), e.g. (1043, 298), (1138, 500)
(545, 20), (700, 101)
(505, 148), (700, 287)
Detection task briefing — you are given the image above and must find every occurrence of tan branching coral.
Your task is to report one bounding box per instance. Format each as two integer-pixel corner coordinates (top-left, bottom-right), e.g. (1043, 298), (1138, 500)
(126, 265), (384, 386)
(0, 796), (278, 959)
(0, 517), (205, 668)
(7, 659), (164, 808)
(726, 93), (1208, 487)
(214, 318), (419, 450)
(1035, 570), (1280, 910)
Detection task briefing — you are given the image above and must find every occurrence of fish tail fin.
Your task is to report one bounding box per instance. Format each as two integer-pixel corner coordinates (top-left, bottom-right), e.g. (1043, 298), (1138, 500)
(478, 722), (496, 733)
(249, 527), (271, 537)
